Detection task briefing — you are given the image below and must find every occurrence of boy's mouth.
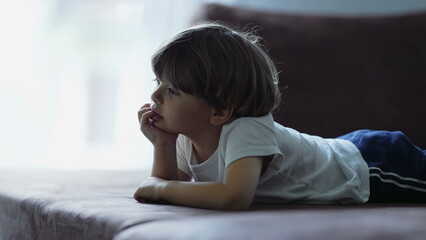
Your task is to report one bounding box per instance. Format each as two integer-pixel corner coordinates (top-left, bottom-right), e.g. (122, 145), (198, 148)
(149, 111), (163, 126)
(152, 112), (163, 121)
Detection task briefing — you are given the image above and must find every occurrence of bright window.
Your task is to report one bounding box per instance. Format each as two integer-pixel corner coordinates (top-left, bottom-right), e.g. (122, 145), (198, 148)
(0, 0), (198, 170)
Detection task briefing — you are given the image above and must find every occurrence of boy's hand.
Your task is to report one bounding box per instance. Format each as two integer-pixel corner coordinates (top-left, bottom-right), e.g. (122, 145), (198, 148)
(138, 103), (179, 180)
(133, 177), (167, 202)
(138, 103), (178, 145)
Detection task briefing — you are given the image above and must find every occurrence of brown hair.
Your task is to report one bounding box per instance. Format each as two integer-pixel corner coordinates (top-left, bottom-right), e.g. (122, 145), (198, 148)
(151, 21), (281, 118)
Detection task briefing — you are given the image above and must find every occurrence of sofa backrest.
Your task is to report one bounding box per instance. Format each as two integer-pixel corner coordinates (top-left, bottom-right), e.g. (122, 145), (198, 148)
(195, 4), (426, 148)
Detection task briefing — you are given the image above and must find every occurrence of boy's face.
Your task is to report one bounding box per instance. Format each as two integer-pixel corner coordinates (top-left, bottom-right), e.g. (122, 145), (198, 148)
(150, 79), (214, 137)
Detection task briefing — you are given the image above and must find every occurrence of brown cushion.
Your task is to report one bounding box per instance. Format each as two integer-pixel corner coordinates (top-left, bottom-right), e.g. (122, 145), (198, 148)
(197, 4), (426, 148)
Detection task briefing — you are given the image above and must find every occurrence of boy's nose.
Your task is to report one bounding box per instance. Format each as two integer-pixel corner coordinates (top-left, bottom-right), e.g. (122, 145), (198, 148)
(151, 87), (163, 104)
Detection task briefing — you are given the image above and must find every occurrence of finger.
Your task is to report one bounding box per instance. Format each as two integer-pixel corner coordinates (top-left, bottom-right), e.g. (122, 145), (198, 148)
(138, 104), (152, 121)
(140, 110), (157, 130)
(140, 103), (150, 109)
(134, 191), (147, 202)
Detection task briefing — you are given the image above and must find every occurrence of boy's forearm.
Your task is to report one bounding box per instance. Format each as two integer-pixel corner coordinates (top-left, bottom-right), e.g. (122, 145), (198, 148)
(151, 144), (179, 180)
(154, 157), (262, 210)
(160, 181), (252, 210)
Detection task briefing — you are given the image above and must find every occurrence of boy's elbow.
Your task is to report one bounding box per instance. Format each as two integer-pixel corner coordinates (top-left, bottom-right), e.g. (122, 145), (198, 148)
(221, 193), (253, 211)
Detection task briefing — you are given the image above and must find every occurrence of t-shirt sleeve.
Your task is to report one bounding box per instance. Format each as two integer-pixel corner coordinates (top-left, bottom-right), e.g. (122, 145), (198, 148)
(220, 117), (282, 169)
(176, 134), (192, 177)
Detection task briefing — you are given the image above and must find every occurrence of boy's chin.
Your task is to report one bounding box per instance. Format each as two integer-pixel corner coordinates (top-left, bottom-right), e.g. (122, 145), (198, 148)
(153, 123), (179, 135)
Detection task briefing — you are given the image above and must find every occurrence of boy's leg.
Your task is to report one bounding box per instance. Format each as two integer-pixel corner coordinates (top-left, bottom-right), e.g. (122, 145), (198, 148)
(339, 130), (426, 203)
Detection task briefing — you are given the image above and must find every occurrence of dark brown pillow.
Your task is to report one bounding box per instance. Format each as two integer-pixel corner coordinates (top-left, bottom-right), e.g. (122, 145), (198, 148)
(196, 4), (426, 148)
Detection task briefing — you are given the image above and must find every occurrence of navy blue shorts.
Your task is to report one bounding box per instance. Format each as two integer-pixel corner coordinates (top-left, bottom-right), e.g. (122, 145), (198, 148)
(338, 130), (426, 203)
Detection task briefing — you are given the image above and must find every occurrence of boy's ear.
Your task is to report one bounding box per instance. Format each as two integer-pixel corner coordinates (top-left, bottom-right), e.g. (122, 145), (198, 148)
(210, 107), (234, 126)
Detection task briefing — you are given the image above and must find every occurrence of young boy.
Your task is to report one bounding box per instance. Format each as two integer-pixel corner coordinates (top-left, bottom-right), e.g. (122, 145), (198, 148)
(134, 22), (426, 210)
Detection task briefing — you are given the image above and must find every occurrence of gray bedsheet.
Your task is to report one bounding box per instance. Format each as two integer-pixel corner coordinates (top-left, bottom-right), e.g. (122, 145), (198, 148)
(1, 169), (426, 240)
(0, 169), (219, 240)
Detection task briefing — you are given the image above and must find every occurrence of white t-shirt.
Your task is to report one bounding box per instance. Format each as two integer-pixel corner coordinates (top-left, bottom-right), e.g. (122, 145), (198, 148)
(177, 114), (370, 204)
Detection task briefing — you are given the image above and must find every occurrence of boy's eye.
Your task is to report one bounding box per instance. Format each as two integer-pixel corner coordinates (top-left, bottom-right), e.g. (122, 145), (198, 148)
(168, 87), (178, 95)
